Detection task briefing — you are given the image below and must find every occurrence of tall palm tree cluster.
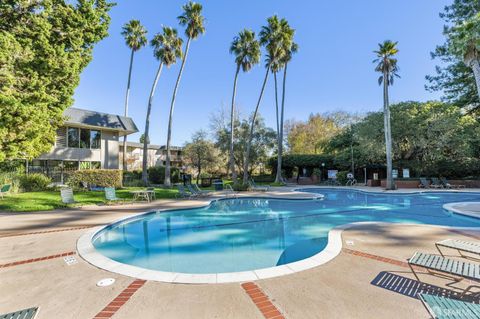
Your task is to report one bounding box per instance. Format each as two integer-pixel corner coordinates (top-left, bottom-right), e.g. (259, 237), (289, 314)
(121, 2), (205, 186)
(120, 4), (403, 190)
(227, 16), (298, 185)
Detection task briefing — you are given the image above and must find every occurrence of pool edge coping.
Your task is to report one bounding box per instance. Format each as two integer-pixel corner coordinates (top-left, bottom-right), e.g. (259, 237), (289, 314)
(76, 194), (480, 285)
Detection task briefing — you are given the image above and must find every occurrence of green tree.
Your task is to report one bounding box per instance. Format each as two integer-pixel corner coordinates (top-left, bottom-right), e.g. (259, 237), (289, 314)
(142, 27), (183, 185)
(447, 13), (480, 102)
(426, 0), (480, 112)
(0, 0), (113, 162)
(183, 130), (220, 184)
(374, 40), (400, 190)
(211, 111), (276, 177)
(228, 29), (261, 180)
(164, 1), (205, 187)
(243, 15), (282, 184)
(121, 20), (147, 172)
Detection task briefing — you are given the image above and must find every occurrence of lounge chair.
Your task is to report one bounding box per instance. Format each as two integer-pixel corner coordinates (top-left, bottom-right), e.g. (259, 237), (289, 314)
(146, 187), (156, 201)
(249, 179), (270, 192)
(419, 293), (480, 319)
(187, 184), (207, 197)
(176, 185), (198, 199)
(408, 252), (480, 297)
(193, 184), (211, 196)
(60, 187), (75, 204)
(436, 239), (480, 259)
(419, 178), (431, 188)
(441, 177), (466, 189)
(430, 177), (444, 189)
(0, 307), (38, 319)
(0, 184), (11, 199)
(104, 187), (122, 201)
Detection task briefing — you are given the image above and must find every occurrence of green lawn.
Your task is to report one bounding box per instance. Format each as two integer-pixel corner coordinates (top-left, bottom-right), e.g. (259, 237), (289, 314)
(0, 187), (179, 212)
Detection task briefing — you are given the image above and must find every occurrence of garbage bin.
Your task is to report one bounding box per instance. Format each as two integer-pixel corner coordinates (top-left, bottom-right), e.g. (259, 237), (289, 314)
(182, 174), (192, 186)
(212, 179), (223, 191)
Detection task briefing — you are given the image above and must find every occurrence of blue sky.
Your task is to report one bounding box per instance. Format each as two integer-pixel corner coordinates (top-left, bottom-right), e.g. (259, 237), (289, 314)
(73, 0), (450, 146)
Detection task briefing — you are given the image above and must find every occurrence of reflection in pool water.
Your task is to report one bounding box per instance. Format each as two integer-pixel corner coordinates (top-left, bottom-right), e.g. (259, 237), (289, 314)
(93, 189), (480, 274)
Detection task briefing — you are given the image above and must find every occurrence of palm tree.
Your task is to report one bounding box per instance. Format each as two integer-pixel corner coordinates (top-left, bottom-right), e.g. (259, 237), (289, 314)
(374, 40), (400, 190)
(275, 22), (297, 184)
(164, 1), (205, 187)
(448, 13), (480, 100)
(142, 27), (183, 186)
(243, 15), (283, 184)
(228, 29), (261, 181)
(121, 20), (147, 172)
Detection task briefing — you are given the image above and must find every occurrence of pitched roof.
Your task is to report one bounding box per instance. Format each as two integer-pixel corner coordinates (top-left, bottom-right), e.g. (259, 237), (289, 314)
(64, 107), (138, 136)
(125, 142), (183, 151)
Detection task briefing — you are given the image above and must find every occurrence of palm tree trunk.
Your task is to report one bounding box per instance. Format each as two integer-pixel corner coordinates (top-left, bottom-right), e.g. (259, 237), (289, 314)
(243, 66), (270, 184)
(165, 37), (191, 187)
(383, 72), (394, 190)
(123, 49), (135, 172)
(275, 64), (287, 183)
(142, 62), (164, 186)
(469, 58), (480, 101)
(274, 72), (280, 142)
(229, 64), (240, 181)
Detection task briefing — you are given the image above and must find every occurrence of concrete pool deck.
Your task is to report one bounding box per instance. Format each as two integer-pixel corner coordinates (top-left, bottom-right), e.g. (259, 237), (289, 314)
(1, 186), (480, 318)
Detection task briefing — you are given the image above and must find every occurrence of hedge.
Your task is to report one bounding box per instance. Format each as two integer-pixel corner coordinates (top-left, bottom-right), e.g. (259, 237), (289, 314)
(67, 170), (123, 188)
(19, 173), (52, 192)
(123, 166), (181, 185)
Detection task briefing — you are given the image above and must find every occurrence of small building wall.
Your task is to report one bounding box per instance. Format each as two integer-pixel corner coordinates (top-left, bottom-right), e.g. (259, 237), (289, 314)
(101, 131), (119, 169)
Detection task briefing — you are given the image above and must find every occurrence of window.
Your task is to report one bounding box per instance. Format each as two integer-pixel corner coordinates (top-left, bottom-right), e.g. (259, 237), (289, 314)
(80, 129), (90, 149)
(91, 130), (101, 149)
(91, 161), (101, 169)
(68, 128), (79, 148)
(67, 127), (102, 149)
(64, 161), (78, 169)
(80, 161), (91, 170)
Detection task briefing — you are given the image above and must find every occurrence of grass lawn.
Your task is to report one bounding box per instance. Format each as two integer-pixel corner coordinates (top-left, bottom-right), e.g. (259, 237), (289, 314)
(0, 187), (179, 212)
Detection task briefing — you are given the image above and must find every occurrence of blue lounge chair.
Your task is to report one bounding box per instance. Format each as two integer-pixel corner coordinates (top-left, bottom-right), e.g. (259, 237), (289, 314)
(408, 252), (480, 297)
(249, 179), (270, 192)
(0, 184), (11, 199)
(0, 307), (38, 319)
(419, 178), (431, 188)
(419, 294), (480, 319)
(176, 185), (198, 199)
(104, 187), (121, 201)
(436, 239), (480, 259)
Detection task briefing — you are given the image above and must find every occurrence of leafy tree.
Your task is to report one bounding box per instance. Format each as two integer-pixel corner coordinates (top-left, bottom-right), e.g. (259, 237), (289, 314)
(228, 29), (261, 180)
(287, 112), (357, 154)
(329, 101), (480, 177)
(142, 27), (183, 185)
(426, 0), (480, 112)
(0, 0), (113, 162)
(183, 130), (220, 184)
(121, 20), (147, 171)
(447, 12), (480, 103)
(211, 111), (276, 176)
(374, 40), (400, 190)
(165, 1), (205, 187)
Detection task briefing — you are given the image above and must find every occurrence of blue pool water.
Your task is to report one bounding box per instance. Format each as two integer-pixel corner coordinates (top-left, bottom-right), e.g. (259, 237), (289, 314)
(93, 189), (480, 274)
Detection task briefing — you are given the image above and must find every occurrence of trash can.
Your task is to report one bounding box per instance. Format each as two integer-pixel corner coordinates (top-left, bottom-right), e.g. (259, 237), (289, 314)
(212, 179), (223, 191)
(182, 174), (192, 186)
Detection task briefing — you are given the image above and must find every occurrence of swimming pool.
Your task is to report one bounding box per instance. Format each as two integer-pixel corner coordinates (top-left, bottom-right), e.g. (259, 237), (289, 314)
(90, 189), (480, 276)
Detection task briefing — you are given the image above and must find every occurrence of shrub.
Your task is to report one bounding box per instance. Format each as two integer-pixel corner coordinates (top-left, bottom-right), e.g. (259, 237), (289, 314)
(336, 171), (349, 184)
(232, 182), (250, 191)
(147, 166), (180, 184)
(19, 173), (52, 191)
(67, 170), (122, 188)
(251, 174), (274, 183)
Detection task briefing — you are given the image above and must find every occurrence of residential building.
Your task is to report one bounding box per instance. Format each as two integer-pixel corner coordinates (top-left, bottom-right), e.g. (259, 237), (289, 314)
(119, 142), (184, 171)
(29, 107), (138, 183)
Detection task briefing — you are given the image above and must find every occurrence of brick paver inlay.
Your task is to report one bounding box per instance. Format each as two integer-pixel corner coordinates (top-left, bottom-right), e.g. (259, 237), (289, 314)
(343, 248), (410, 268)
(241, 282), (285, 319)
(0, 251), (76, 268)
(93, 279), (146, 319)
